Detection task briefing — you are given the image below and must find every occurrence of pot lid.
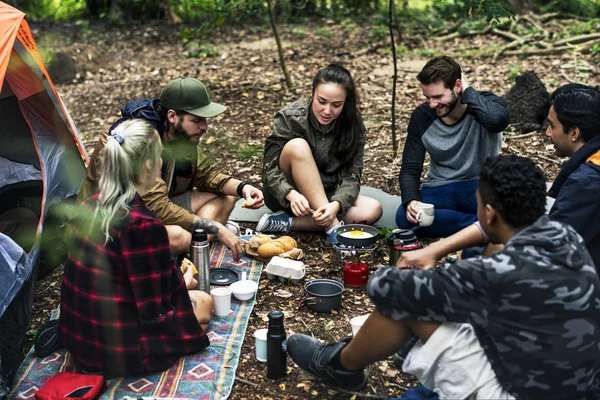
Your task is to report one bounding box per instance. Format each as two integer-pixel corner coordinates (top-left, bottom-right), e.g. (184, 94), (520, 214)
(386, 229), (419, 247)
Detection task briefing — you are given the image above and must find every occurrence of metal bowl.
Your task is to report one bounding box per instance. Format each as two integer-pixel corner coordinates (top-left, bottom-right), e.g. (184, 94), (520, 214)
(336, 224), (380, 247)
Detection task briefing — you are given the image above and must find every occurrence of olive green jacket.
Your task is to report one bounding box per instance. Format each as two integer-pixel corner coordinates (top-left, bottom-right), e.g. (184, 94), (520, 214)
(78, 134), (231, 230)
(262, 98), (365, 214)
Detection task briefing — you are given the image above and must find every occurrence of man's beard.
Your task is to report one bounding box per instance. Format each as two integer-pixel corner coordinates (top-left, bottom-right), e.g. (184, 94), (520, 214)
(436, 92), (460, 118)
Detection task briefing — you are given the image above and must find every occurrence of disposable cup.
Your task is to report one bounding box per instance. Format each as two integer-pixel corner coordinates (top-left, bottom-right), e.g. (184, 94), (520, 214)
(253, 328), (268, 362)
(350, 314), (370, 336)
(211, 287), (232, 317)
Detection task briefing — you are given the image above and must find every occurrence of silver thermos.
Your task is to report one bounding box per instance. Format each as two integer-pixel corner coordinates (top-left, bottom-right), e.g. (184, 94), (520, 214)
(190, 228), (211, 293)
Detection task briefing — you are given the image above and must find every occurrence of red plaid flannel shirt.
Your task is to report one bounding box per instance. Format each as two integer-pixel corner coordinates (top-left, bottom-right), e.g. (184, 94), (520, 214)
(59, 194), (209, 377)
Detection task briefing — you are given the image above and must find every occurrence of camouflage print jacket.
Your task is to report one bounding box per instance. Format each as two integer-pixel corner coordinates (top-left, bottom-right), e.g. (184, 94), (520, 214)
(367, 215), (600, 400)
(262, 98), (366, 214)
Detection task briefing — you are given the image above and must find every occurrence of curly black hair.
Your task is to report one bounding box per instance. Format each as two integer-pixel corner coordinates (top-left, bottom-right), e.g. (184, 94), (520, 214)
(478, 155), (547, 229)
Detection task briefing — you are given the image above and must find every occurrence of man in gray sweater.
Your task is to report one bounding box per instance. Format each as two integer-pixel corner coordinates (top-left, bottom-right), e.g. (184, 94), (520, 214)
(396, 56), (509, 237)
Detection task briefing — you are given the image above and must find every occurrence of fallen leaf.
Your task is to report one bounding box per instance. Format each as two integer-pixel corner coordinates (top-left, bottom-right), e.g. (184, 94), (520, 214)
(273, 289), (293, 298)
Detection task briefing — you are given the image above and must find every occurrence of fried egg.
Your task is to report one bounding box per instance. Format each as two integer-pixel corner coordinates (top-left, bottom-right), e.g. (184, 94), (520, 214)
(340, 230), (373, 239)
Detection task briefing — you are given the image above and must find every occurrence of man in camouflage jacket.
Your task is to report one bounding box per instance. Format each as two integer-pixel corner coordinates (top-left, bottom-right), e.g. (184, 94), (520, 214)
(286, 155), (600, 399)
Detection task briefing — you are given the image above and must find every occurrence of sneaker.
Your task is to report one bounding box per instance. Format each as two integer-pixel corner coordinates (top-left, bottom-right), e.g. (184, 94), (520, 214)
(286, 334), (367, 391)
(256, 211), (292, 233)
(325, 222), (344, 246)
(226, 220), (241, 236)
(391, 334), (419, 369)
(35, 319), (60, 358)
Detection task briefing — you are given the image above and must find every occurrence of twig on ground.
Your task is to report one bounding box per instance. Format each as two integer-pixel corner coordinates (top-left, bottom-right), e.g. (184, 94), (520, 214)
(299, 317), (314, 337)
(504, 132), (539, 140)
(334, 387), (392, 399)
(533, 153), (563, 165)
(235, 377), (258, 387)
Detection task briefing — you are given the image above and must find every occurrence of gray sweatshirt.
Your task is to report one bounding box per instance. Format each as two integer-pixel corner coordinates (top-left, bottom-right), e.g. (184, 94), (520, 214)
(400, 88), (509, 207)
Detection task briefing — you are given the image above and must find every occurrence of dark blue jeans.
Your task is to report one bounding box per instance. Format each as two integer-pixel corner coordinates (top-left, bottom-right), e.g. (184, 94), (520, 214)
(396, 180), (478, 238)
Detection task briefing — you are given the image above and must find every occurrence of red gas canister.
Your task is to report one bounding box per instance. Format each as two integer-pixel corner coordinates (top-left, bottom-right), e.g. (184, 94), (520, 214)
(343, 259), (369, 287)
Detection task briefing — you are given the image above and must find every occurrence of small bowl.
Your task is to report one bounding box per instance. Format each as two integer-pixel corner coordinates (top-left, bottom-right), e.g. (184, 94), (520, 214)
(230, 279), (258, 301)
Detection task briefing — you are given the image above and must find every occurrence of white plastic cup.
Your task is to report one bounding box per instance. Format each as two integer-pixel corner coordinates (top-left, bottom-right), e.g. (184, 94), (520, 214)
(350, 314), (370, 336)
(253, 328), (268, 362)
(211, 287), (232, 317)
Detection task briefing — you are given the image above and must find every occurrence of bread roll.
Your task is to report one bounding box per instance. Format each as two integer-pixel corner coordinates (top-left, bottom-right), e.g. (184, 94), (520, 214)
(242, 198), (255, 208)
(181, 257), (198, 275)
(274, 235), (297, 252)
(313, 211), (323, 218)
(257, 241), (285, 258)
(248, 234), (272, 250)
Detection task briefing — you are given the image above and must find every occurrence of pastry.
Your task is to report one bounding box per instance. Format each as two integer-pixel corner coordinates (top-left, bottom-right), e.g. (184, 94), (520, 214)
(273, 235), (297, 252)
(248, 234), (272, 250)
(257, 241), (285, 258)
(181, 257), (198, 275)
(242, 198), (255, 208)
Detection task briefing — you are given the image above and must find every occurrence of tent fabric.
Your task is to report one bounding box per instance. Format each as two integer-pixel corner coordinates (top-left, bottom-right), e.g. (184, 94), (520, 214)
(0, 1), (88, 317)
(0, 157), (42, 189)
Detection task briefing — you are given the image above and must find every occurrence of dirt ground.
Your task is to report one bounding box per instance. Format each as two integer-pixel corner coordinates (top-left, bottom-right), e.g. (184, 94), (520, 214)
(24, 16), (599, 400)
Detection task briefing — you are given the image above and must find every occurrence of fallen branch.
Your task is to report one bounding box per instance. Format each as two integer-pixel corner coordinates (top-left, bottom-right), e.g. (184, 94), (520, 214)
(235, 377), (258, 387)
(436, 26), (491, 41)
(334, 387), (393, 399)
(503, 45), (572, 56)
(533, 153), (563, 166)
(554, 33), (600, 47)
(491, 28), (520, 42)
(504, 131), (539, 140)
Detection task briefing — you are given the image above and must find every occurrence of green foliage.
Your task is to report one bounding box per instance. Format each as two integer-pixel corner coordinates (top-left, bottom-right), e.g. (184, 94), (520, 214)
(14, 0), (86, 20)
(315, 27), (333, 38)
(555, 18), (600, 40)
(291, 27), (308, 39)
(538, 0), (600, 17)
(508, 65), (522, 80)
(369, 26), (388, 41)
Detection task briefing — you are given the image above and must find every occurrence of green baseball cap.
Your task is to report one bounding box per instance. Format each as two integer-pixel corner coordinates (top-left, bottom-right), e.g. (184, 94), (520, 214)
(159, 77), (227, 118)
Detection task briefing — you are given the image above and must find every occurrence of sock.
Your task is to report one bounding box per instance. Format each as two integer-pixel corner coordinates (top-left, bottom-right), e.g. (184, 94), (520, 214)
(329, 349), (348, 371)
(326, 224), (340, 235)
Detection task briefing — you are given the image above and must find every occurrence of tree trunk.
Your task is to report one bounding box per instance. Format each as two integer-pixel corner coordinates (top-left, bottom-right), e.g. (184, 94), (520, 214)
(389, 0), (398, 156)
(266, 0), (293, 89)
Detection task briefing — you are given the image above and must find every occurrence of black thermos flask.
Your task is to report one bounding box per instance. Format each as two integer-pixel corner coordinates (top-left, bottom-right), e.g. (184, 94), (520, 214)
(266, 310), (287, 379)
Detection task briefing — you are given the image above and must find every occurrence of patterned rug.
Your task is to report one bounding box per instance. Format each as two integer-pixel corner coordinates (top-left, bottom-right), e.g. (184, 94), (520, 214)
(9, 238), (262, 400)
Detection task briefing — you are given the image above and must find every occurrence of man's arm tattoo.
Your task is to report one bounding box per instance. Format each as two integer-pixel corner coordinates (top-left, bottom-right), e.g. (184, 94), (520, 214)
(191, 216), (219, 234)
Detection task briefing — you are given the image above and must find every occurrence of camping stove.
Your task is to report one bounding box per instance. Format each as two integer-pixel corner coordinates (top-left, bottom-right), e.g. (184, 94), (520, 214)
(334, 243), (377, 287)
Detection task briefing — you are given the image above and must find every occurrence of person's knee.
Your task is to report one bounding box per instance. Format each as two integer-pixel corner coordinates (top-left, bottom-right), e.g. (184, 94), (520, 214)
(281, 138), (312, 163)
(367, 201), (383, 224)
(166, 225), (191, 254)
(395, 205), (410, 228)
(189, 290), (213, 326)
(222, 195), (237, 213)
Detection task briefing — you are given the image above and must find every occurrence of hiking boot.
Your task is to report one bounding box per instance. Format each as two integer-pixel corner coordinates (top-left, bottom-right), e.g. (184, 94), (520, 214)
(392, 334), (419, 369)
(286, 334), (367, 391)
(256, 211), (292, 233)
(226, 220), (241, 236)
(35, 319), (60, 358)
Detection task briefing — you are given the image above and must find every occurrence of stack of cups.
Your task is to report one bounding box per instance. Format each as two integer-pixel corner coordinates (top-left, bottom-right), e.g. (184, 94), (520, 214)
(211, 287), (231, 317)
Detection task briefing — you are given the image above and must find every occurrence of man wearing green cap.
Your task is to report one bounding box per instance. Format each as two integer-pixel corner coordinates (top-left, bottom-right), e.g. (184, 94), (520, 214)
(79, 77), (264, 260)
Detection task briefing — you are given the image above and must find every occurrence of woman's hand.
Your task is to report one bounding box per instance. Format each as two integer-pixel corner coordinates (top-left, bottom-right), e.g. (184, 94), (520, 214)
(312, 201), (341, 227)
(285, 190), (313, 217)
(216, 223), (243, 262)
(405, 200), (421, 224)
(182, 263), (198, 290)
(242, 184), (265, 209)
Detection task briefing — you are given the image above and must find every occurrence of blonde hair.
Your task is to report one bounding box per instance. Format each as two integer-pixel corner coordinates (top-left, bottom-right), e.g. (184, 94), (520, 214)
(95, 119), (161, 242)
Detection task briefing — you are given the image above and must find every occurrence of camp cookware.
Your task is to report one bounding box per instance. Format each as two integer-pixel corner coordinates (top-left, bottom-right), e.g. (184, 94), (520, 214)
(336, 224), (379, 247)
(386, 229), (423, 266)
(303, 279), (344, 313)
(343, 259), (369, 287)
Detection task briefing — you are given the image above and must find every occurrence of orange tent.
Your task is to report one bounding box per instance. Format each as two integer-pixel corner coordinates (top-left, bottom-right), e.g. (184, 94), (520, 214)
(0, 2), (88, 394)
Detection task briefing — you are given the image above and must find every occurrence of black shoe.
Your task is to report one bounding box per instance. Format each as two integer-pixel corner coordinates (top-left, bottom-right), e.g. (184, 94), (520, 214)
(392, 334), (419, 369)
(35, 319), (60, 358)
(286, 334), (367, 391)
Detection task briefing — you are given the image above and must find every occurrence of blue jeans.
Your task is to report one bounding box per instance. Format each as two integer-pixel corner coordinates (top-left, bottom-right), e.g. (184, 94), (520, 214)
(396, 180), (478, 238)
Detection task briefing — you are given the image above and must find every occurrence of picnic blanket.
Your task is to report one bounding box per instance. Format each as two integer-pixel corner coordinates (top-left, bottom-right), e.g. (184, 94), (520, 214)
(9, 238), (262, 400)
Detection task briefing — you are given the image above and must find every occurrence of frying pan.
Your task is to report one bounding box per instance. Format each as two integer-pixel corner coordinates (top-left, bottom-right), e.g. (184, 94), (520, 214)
(336, 224), (380, 247)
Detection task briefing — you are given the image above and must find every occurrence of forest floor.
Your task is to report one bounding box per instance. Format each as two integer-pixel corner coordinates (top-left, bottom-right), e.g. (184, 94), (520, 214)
(25, 14), (599, 400)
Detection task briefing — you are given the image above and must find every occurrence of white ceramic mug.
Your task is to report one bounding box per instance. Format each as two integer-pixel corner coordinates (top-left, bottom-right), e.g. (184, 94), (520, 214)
(415, 203), (435, 227)
(211, 287), (232, 317)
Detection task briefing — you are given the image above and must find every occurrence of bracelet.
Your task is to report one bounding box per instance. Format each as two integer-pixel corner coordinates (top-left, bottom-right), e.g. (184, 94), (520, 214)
(236, 181), (247, 197)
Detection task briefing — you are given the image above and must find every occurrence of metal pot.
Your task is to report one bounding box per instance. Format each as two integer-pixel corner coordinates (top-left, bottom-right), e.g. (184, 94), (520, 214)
(303, 279), (344, 313)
